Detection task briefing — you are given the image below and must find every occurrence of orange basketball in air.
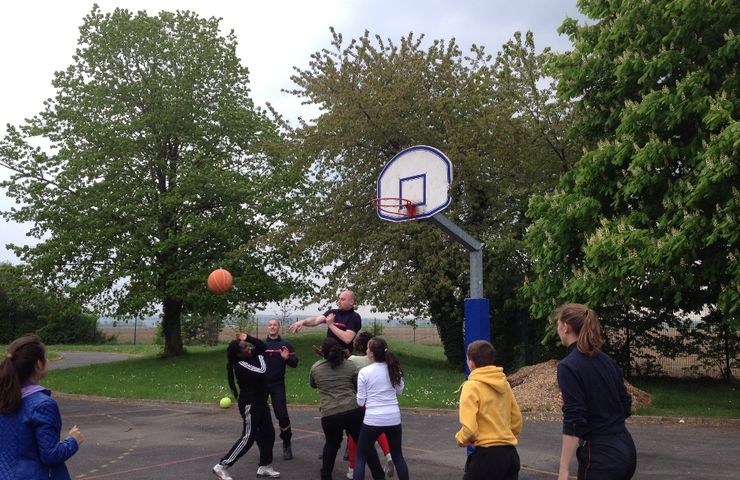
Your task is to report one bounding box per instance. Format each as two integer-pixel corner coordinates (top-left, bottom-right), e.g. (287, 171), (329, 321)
(208, 268), (233, 294)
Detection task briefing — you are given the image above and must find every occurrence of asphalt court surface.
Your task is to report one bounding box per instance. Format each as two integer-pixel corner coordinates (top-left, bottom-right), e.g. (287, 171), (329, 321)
(49, 353), (740, 479)
(55, 395), (740, 480)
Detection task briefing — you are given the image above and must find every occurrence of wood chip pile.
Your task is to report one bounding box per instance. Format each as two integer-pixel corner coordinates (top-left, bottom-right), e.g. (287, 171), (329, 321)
(507, 359), (652, 413)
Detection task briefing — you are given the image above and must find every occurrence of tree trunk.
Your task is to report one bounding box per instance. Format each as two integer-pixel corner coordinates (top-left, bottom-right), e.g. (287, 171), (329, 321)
(429, 288), (465, 369)
(723, 322), (730, 383)
(162, 297), (184, 357)
(625, 306), (632, 378)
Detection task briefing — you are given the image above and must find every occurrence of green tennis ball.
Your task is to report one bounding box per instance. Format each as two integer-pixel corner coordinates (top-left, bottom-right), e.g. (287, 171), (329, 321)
(219, 397), (232, 408)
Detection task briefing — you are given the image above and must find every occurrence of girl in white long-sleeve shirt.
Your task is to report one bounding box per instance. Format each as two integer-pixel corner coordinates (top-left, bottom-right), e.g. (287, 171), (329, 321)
(354, 337), (409, 480)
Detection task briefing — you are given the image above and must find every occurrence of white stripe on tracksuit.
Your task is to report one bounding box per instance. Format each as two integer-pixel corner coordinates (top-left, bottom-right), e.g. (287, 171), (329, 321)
(222, 356), (266, 465)
(223, 404), (252, 465)
(239, 356), (267, 373)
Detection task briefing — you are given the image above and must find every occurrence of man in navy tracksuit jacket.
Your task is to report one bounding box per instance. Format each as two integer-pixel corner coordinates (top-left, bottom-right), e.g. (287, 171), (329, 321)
(264, 319), (299, 460)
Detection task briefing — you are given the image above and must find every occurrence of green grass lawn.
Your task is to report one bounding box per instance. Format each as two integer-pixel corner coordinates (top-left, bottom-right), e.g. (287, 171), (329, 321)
(632, 377), (740, 418)
(44, 333), (465, 409)
(36, 335), (740, 418)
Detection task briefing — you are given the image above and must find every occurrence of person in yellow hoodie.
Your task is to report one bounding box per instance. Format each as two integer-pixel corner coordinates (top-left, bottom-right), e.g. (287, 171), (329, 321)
(455, 340), (522, 480)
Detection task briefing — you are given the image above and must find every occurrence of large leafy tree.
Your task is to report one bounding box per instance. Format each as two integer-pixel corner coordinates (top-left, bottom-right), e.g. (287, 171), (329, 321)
(285, 29), (579, 367)
(0, 263), (48, 343)
(525, 0), (738, 376)
(0, 7), (300, 355)
(0, 263), (103, 344)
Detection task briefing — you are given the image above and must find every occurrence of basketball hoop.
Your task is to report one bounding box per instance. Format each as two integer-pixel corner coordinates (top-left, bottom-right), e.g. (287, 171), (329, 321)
(369, 197), (417, 219)
(375, 145), (452, 222)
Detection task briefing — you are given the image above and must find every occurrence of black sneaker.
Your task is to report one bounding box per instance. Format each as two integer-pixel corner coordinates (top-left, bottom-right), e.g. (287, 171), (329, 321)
(283, 444), (293, 460)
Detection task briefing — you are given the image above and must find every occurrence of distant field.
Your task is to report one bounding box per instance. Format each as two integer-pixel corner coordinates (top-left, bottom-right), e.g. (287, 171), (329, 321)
(101, 326), (736, 379)
(102, 325), (442, 345)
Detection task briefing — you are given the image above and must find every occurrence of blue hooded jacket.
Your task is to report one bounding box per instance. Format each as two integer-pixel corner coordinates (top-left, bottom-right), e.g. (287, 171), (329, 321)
(0, 388), (79, 480)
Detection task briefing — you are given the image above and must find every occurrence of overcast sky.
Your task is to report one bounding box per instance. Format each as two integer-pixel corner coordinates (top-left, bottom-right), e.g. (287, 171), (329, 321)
(0, 0), (582, 313)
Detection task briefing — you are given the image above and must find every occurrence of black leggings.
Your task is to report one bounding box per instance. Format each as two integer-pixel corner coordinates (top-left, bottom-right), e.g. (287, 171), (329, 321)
(219, 400), (275, 467)
(577, 430), (637, 480)
(320, 408), (384, 480)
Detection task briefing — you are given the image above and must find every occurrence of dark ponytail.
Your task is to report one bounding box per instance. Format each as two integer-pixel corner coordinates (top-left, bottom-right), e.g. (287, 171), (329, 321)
(321, 337), (346, 368)
(353, 331), (374, 354)
(226, 340), (244, 399)
(554, 303), (603, 357)
(367, 337), (403, 387)
(0, 335), (47, 413)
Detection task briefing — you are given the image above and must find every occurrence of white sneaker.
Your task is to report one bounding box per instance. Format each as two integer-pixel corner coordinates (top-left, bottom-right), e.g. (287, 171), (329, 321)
(212, 463), (233, 480)
(256, 464), (281, 478)
(385, 453), (395, 478)
(346, 467), (353, 479)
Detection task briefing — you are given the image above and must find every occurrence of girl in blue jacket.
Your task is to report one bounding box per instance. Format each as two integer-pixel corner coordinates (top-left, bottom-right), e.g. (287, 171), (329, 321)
(0, 335), (84, 480)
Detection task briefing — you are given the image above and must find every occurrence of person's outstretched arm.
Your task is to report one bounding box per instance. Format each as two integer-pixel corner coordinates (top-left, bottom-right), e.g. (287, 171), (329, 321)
(289, 314), (327, 333)
(235, 332), (267, 354)
(325, 313), (357, 345)
(246, 334), (267, 354)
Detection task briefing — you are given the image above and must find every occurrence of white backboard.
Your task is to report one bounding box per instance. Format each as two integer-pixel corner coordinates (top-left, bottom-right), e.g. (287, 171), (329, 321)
(376, 145), (453, 222)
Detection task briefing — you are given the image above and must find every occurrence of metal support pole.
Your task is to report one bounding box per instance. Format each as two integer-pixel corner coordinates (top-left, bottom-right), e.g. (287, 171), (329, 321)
(469, 249), (483, 299)
(426, 213), (484, 298)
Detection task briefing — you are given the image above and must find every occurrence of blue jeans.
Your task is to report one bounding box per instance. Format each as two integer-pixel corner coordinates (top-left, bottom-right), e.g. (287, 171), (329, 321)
(353, 423), (408, 480)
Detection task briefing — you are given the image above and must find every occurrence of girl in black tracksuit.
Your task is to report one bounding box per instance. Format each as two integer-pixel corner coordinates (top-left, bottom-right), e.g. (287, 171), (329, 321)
(555, 304), (637, 480)
(213, 335), (277, 478)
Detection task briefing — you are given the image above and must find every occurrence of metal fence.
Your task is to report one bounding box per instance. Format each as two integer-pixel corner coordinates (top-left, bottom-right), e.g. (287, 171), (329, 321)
(627, 327), (739, 379)
(252, 316), (442, 346)
(101, 316), (442, 346)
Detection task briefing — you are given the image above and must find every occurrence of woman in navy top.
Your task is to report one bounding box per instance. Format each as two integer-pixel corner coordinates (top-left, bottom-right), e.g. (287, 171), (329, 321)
(555, 303), (636, 480)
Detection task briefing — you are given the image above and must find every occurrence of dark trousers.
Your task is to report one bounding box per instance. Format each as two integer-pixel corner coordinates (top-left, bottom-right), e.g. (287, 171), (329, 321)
(267, 382), (292, 445)
(321, 408), (385, 480)
(219, 400), (275, 467)
(353, 423), (408, 480)
(463, 445), (520, 480)
(577, 430), (637, 480)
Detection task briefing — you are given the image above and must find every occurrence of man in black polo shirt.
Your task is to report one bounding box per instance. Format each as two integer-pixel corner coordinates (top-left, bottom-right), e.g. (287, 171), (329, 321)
(289, 290), (361, 352)
(264, 318), (298, 460)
